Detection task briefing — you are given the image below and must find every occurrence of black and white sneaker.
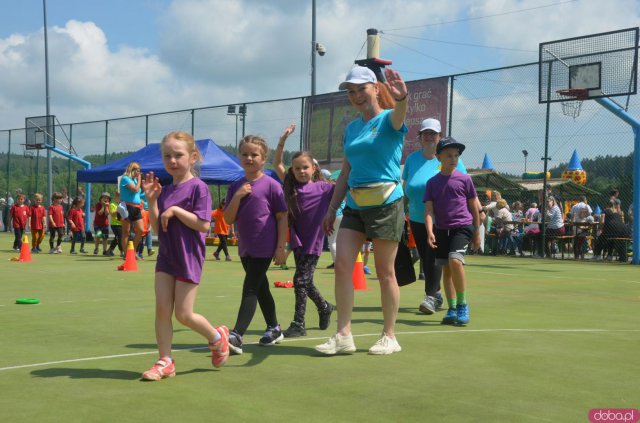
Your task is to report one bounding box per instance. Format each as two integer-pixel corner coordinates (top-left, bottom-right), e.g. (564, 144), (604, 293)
(259, 325), (284, 346)
(228, 330), (243, 355)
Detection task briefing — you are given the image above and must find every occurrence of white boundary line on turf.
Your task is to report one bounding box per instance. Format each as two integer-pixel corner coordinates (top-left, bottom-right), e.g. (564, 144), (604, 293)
(2, 328), (639, 372)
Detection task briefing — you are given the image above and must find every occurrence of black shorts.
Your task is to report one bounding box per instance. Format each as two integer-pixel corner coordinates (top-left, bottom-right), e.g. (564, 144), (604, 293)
(126, 204), (142, 222)
(434, 225), (474, 265)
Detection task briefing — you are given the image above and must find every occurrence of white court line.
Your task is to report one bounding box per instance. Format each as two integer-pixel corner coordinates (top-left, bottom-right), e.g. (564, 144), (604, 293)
(2, 327), (639, 372)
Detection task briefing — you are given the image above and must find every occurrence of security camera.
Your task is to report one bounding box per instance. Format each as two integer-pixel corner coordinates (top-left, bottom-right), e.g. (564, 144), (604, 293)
(316, 43), (326, 56)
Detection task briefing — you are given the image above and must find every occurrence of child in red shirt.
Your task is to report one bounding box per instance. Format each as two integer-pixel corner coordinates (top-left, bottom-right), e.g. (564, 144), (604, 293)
(48, 192), (65, 254)
(29, 193), (47, 253)
(93, 192), (111, 255)
(10, 193), (30, 251)
(67, 197), (87, 254)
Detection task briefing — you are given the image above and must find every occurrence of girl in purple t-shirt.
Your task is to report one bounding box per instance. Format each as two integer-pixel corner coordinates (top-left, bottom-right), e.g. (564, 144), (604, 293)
(141, 131), (229, 381)
(224, 135), (288, 354)
(281, 151), (336, 338)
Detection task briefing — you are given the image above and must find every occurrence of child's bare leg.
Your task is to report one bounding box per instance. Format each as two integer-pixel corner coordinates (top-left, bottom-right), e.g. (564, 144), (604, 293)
(154, 272), (176, 358)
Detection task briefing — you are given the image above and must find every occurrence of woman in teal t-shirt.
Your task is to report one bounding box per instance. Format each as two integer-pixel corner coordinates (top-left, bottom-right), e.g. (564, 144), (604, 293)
(316, 65), (408, 356)
(119, 162), (144, 258)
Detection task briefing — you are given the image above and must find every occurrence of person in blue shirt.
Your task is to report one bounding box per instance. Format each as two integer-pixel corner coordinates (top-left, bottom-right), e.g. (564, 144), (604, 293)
(119, 162), (145, 258)
(403, 118), (467, 317)
(316, 65), (408, 356)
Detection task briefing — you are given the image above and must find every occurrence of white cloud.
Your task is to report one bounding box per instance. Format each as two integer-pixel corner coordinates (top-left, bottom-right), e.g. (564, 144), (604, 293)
(0, 0), (637, 138)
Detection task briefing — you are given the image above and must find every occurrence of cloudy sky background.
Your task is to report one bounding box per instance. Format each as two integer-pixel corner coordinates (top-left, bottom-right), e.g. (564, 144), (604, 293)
(0, 0), (638, 168)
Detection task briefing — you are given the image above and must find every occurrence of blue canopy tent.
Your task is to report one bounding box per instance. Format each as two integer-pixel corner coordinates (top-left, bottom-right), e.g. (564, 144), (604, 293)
(77, 139), (245, 185)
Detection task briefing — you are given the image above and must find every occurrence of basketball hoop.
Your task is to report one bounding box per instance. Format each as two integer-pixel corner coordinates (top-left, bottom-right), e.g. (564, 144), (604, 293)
(557, 88), (588, 119)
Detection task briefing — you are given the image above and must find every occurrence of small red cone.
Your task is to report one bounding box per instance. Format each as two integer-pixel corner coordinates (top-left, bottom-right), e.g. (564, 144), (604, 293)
(117, 241), (138, 271)
(352, 252), (367, 290)
(18, 235), (32, 262)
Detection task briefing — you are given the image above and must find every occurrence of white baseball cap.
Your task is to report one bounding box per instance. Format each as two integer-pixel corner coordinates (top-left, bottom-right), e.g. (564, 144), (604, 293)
(339, 66), (377, 90)
(419, 118), (441, 133)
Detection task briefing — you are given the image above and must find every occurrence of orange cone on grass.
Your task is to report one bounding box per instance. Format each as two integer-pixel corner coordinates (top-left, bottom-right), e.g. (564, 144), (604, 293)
(352, 252), (367, 290)
(117, 241), (138, 271)
(18, 235), (32, 262)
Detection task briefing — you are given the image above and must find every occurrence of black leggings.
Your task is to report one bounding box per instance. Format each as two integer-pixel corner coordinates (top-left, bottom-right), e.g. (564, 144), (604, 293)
(292, 250), (328, 324)
(410, 220), (442, 297)
(214, 234), (229, 256)
(13, 227), (24, 249)
(49, 227), (64, 249)
(233, 257), (279, 335)
(109, 225), (123, 252)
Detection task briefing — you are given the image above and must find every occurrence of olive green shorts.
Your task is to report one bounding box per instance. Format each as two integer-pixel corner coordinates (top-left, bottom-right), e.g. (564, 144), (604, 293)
(340, 199), (404, 242)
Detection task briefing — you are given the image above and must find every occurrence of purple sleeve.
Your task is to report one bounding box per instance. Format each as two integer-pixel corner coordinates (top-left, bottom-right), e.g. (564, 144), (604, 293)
(465, 175), (478, 200)
(271, 180), (287, 213)
(193, 181), (212, 221)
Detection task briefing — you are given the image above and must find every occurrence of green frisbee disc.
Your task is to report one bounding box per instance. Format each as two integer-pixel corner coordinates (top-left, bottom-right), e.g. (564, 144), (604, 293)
(15, 298), (40, 305)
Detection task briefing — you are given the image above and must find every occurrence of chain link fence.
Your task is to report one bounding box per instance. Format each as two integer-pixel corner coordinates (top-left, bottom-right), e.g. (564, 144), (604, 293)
(1, 62), (637, 230)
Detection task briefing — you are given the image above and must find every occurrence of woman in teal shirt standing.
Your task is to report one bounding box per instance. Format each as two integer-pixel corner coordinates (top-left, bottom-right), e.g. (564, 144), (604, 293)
(316, 65), (408, 356)
(119, 162), (145, 258)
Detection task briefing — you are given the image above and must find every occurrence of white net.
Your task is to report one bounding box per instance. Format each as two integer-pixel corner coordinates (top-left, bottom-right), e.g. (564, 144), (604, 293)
(560, 99), (583, 119)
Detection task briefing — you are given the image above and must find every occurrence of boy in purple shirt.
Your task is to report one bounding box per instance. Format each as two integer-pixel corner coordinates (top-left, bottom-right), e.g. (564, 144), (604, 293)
(225, 135), (288, 354)
(424, 137), (481, 326)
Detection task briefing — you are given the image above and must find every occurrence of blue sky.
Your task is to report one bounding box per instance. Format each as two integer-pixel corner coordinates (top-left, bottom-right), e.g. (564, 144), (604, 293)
(0, 0), (638, 152)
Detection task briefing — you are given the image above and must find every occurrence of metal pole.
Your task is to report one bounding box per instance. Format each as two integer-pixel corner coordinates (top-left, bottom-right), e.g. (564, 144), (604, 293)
(540, 61), (553, 258)
(593, 96), (640, 265)
(43, 0), (53, 206)
(311, 0), (316, 96)
(241, 104), (246, 139)
(234, 114), (239, 154)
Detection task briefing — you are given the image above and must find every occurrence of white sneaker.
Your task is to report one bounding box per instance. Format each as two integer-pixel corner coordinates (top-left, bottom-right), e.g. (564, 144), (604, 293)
(368, 334), (402, 355)
(55, 247), (62, 254)
(314, 333), (356, 355)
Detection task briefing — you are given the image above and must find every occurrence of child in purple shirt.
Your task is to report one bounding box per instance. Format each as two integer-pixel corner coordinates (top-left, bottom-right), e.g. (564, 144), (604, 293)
(424, 137), (481, 327)
(281, 151), (336, 338)
(141, 131), (229, 381)
(224, 135), (288, 354)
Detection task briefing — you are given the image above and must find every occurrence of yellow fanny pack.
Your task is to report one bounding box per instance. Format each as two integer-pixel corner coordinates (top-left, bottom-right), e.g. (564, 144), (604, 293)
(349, 182), (397, 207)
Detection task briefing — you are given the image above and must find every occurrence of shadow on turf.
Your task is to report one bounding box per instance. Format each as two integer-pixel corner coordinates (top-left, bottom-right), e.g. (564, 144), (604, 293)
(351, 306), (444, 327)
(31, 367), (215, 381)
(31, 367), (142, 380)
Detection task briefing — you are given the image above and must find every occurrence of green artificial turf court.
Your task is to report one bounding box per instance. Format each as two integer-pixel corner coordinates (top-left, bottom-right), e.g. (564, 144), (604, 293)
(1, 235), (638, 422)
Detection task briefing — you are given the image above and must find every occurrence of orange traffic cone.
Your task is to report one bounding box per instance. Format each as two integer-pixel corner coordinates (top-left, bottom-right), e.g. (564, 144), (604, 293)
(18, 235), (32, 262)
(352, 252), (367, 290)
(117, 241), (138, 271)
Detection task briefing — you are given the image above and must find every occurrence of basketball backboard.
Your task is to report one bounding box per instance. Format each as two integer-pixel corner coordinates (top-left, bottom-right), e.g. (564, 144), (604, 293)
(25, 115), (56, 149)
(539, 27), (638, 103)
